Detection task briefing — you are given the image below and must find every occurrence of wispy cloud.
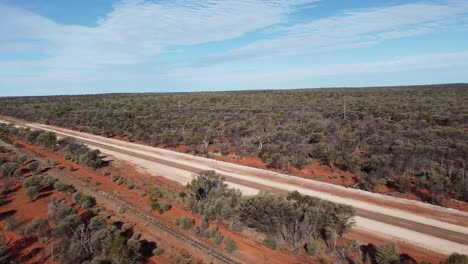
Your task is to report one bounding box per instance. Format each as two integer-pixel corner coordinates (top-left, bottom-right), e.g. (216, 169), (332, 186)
(0, 0), (317, 66)
(206, 1), (468, 64)
(0, 0), (467, 95)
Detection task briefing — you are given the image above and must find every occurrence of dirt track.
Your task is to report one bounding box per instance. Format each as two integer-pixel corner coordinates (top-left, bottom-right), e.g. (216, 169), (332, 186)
(1, 115), (468, 255)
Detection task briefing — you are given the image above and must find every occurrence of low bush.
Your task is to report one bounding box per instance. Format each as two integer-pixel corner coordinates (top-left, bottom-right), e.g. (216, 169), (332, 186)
(263, 236), (277, 250)
(224, 237), (237, 253)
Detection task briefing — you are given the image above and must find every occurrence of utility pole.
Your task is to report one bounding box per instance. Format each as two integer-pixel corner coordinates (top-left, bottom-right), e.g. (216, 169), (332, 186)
(343, 97), (347, 120)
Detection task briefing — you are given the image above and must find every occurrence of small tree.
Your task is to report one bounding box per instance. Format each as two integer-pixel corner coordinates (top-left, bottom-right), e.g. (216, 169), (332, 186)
(224, 237), (237, 253)
(26, 186), (40, 201)
(375, 242), (400, 264)
(1, 162), (19, 178)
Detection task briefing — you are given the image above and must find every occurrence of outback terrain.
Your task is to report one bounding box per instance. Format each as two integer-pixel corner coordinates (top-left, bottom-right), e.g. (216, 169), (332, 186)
(1, 85), (467, 263)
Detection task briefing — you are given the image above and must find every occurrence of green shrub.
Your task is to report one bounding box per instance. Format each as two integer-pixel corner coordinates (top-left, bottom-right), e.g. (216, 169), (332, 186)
(26, 186), (39, 201)
(22, 218), (48, 236)
(22, 175), (43, 189)
(305, 241), (320, 257)
(207, 226), (219, 238)
(263, 236), (277, 250)
(72, 192), (94, 209)
(441, 253), (468, 264)
(214, 232), (224, 245)
(117, 177), (125, 185)
(159, 202), (171, 212)
(178, 216), (194, 230)
(375, 243), (400, 264)
(224, 237), (237, 253)
(150, 200), (160, 212)
(111, 174), (120, 182)
(54, 181), (75, 193)
(200, 217), (208, 231)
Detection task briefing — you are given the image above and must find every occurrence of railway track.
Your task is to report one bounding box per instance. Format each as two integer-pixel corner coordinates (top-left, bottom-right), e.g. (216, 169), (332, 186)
(2, 140), (241, 264)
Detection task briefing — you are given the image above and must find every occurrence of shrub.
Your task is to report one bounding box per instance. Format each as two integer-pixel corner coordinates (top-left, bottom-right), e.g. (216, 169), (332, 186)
(72, 192), (94, 209)
(178, 216), (194, 230)
(150, 200), (160, 212)
(200, 217), (208, 231)
(127, 182), (135, 190)
(22, 175), (43, 189)
(54, 181), (75, 193)
(305, 241), (320, 257)
(375, 243), (400, 264)
(263, 236), (277, 250)
(224, 237), (237, 253)
(4, 216), (19, 231)
(27, 161), (39, 173)
(139, 191), (147, 197)
(22, 218), (48, 237)
(117, 178), (125, 185)
(26, 186), (39, 201)
(111, 174), (119, 182)
(16, 154), (28, 165)
(441, 253), (468, 264)
(214, 232), (224, 245)
(159, 202), (171, 212)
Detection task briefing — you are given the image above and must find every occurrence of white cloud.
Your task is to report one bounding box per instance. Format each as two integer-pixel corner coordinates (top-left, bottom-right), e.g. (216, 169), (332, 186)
(212, 1), (468, 63)
(0, 0), (317, 66)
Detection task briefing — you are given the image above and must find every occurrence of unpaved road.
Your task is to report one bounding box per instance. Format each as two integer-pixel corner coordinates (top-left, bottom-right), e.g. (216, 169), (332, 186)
(1, 115), (468, 255)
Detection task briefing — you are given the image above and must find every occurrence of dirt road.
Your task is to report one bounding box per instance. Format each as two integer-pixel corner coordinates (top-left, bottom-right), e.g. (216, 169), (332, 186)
(1, 115), (467, 255)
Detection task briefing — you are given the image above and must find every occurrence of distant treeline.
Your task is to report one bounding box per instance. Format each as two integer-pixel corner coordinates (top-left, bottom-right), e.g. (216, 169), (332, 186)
(0, 84), (467, 203)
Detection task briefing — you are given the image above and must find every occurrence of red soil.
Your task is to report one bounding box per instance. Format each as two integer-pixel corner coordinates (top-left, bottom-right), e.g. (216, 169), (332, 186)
(7, 138), (460, 263)
(0, 179), (55, 263)
(15, 140), (316, 263)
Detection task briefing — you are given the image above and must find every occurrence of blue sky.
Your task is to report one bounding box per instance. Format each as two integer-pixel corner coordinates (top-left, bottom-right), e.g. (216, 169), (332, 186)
(1, 0), (468, 96)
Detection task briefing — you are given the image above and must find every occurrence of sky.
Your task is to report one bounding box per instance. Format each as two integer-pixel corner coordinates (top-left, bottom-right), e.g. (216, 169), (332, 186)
(1, 0), (468, 96)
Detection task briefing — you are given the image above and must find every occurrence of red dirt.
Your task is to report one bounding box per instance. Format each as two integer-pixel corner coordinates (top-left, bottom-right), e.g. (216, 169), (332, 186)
(0, 180), (55, 263)
(375, 184), (390, 193)
(14, 140), (317, 263)
(446, 199), (468, 212)
(6, 137), (460, 263)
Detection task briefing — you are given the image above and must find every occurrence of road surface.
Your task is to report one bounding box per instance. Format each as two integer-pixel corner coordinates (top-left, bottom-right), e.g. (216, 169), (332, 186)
(1, 115), (467, 255)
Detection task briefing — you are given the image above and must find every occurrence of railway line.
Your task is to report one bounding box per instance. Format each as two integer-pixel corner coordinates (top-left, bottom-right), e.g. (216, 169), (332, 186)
(3, 141), (241, 264)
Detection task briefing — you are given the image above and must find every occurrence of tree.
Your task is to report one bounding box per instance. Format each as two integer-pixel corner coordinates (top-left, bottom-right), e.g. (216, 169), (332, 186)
(187, 170), (225, 199)
(375, 243), (400, 264)
(1, 162), (19, 178)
